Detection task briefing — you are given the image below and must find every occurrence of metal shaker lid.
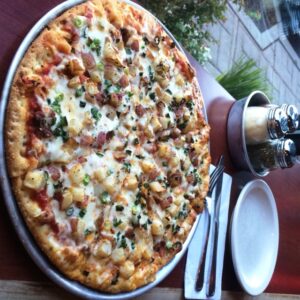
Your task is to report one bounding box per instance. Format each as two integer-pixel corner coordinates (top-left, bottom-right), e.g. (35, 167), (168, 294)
(267, 107), (289, 139)
(276, 139), (297, 168)
(280, 104), (299, 133)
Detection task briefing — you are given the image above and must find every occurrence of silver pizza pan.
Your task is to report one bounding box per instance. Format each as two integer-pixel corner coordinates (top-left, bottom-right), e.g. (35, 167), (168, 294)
(0, 1), (203, 299)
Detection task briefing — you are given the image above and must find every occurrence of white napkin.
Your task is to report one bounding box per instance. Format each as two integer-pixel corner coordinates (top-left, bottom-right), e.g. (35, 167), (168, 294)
(184, 169), (232, 300)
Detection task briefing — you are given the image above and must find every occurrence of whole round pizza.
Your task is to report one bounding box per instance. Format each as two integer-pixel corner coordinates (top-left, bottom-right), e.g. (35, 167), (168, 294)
(5, 0), (210, 293)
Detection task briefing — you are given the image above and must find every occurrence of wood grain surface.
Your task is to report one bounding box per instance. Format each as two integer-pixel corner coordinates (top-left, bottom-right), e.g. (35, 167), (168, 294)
(1, 0), (300, 298)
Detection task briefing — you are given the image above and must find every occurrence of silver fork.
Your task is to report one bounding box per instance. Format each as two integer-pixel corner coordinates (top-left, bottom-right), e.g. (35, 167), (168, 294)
(195, 155), (225, 292)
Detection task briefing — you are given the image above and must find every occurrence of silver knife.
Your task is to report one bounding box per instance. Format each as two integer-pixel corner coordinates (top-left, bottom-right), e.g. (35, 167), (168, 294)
(206, 166), (224, 297)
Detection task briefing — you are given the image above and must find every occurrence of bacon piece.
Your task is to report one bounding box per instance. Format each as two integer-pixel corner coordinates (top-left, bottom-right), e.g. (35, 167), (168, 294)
(167, 170), (182, 187)
(97, 132), (107, 148)
(62, 21), (79, 42)
(119, 74), (129, 88)
(125, 227), (135, 239)
(160, 196), (173, 209)
(131, 40), (139, 52)
(48, 166), (61, 181)
(40, 64), (51, 75)
(85, 7), (93, 22)
(157, 129), (171, 141)
(95, 92), (105, 105)
(144, 142), (158, 154)
(51, 54), (63, 66)
(189, 149), (199, 167)
(61, 165), (68, 172)
(38, 207), (54, 224)
(108, 93), (123, 108)
(113, 151), (126, 162)
(148, 169), (159, 181)
(79, 74), (89, 83)
(154, 241), (166, 257)
(81, 52), (96, 70)
(156, 101), (165, 116)
(171, 128), (181, 138)
(135, 104), (145, 117)
(77, 156), (87, 163)
(70, 218), (78, 233)
(81, 195), (89, 208)
(120, 28), (131, 44)
(175, 52), (195, 81)
(80, 135), (94, 146)
(54, 191), (63, 203)
(106, 130), (115, 141)
(175, 104), (184, 119)
(35, 189), (49, 210)
(32, 110), (53, 138)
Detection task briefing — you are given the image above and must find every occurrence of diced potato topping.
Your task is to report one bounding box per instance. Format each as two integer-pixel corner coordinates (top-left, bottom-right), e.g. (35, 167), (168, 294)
(68, 59), (85, 76)
(70, 187), (85, 202)
(95, 240), (112, 258)
(68, 76), (81, 88)
(175, 73), (185, 86)
(68, 118), (82, 137)
(111, 248), (126, 264)
(24, 201), (42, 218)
(123, 175), (138, 190)
(151, 218), (164, 236)
(69, 164), (85, 185)
(61, 190), (73, 210)
(24, 170), (46, 190)
(140, 161), (155, 173)
(93, 168), (106, 183)
(158, 144), (171, 158)
(142, 245), (153, 260)
(102, 176), (116, 194)
(119, 261), (135, 278)
(151, 116), (162, 132)
(167, 203), (178, 217)
(149, 181), (165, 193)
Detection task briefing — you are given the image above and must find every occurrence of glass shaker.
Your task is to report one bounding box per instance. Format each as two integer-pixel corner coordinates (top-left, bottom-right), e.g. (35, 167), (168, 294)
(245, 106), (289, 145)
(247, 139), (297, 174)
(279, 104), (299, 133)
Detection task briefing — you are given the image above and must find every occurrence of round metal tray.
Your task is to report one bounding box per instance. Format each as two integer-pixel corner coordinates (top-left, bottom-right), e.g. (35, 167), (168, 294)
(0, 1), (202, 299)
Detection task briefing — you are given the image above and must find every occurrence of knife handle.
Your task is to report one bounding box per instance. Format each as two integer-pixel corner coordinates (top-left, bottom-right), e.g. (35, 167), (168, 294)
(207, 221), (219, 297)
(195, 217), (211, 291)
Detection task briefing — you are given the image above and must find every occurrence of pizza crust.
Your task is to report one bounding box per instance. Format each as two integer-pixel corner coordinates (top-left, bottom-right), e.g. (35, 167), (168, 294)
(5, 0), (210, 293)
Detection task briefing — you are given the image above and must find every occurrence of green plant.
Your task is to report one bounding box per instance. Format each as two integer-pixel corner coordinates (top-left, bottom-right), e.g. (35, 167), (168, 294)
(216, 57), (271, 100)
(139, 0), (244, 65)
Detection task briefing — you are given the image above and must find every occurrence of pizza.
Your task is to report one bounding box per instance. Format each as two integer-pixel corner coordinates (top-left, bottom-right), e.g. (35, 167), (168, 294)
(5, 0), (210, 293)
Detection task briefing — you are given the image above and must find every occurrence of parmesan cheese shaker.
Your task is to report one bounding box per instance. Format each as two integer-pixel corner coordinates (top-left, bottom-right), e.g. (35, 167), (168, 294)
(245, 106), (289, 145)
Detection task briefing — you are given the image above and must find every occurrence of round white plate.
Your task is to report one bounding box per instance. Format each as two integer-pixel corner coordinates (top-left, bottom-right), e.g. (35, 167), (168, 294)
(230, 179), (279, 296)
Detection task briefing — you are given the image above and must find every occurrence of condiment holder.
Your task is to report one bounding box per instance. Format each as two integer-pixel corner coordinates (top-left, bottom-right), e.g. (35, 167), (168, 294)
(227, 91), (269, 176)
(227, 91), (298, 177)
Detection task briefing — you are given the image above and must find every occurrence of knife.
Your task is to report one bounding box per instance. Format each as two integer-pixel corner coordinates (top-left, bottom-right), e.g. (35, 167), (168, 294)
(206, 166), (224, 297)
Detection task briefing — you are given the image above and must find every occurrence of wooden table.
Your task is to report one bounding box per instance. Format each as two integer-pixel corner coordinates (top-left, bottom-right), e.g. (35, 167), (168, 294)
(1, 0), (300, 299)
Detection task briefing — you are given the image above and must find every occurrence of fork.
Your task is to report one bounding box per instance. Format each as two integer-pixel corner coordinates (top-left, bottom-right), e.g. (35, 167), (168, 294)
(195, 155), (225, 292)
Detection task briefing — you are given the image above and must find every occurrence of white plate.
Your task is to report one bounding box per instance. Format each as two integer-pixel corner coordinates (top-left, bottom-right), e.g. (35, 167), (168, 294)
(230, 179), (279, 296)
